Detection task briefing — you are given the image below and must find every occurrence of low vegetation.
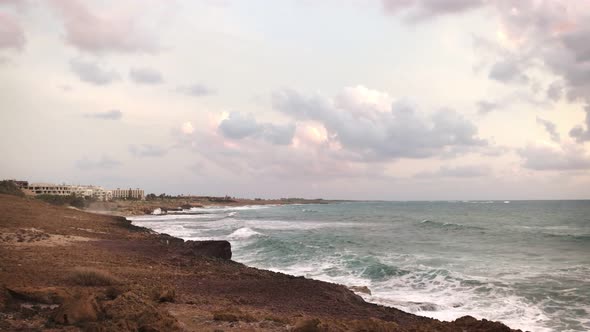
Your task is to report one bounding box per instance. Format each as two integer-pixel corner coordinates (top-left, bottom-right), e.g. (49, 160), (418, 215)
(35, 194), (88, 209)
(0, 180), (25, 197)
(68, 267), (121, 286)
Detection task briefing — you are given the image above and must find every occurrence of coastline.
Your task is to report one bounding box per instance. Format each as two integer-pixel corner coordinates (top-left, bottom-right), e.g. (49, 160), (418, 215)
(0, 194), (520, 331)
(85, 197), (337, 217)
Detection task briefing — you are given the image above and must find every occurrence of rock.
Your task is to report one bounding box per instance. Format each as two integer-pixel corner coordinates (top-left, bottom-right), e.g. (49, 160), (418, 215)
(348, 286), (372, 295)
(452, 316), (515, 332)
(52, 292), (101, 325)
(181, 240), (232, 260)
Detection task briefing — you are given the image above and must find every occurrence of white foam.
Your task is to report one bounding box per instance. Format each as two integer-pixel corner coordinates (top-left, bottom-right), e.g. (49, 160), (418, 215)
(228, 227), (263, 240)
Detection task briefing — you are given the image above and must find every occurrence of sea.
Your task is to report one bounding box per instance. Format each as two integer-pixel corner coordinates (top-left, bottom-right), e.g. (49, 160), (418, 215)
(128, 200), (590, 332)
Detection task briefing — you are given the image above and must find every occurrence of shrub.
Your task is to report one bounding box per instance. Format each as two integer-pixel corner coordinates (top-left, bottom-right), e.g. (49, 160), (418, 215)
(0, 180), (25, 197)
(68, 267), (121, 286)
(36, 194), (88, 208)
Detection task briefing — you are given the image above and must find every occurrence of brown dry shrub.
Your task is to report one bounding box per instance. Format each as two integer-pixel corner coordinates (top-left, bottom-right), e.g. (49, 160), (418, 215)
(68, 267), (121, 286)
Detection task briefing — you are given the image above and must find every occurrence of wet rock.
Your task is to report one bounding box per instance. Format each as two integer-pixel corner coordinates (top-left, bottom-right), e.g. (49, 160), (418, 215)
(348, 286), (372, 295)
(181, 240), (232, 260)
(452, 315), (515, 332)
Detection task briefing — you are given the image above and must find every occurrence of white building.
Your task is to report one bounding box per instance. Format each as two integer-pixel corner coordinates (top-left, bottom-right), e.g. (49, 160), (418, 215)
(111, 188), (145, 200)
(21, 183), (113, 201)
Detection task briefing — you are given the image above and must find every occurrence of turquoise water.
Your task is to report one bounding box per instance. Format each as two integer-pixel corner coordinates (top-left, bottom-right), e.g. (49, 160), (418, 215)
(130, 201), (590, 331)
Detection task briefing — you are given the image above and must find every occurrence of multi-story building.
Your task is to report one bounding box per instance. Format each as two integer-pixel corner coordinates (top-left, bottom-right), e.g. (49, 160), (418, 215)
(111, 188), (145, 200)
(19, 182), (113, 201)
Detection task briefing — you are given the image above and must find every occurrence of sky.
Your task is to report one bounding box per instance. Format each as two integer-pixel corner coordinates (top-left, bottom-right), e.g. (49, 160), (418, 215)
(1, 0), (589, 200)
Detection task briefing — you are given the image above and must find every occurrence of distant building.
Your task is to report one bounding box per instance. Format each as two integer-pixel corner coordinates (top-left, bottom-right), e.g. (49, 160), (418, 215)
(111, 188), (145, 200)
(19, 182), (113, 201)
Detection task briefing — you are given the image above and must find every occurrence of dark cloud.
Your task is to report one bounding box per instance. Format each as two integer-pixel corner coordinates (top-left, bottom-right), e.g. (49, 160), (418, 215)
(0, 12), (25, 50)
(85, 110), (122, 120)
(476, 92), (549, 115)
(177, 84), (215, 97)
(536, 117), (560, 143)
(488, 59), (528, 84)
(476, 100), (499, 115)
(273, 88), (487, 161)
(414, 165), (490, 178)
(218, 112), (295, 145)
(69, 59), (120, 85)
(518, 144), (590, 171)
(129, 144), (167, 157)
(546, 81), (564, 102)
(48, 0), (157, 54)
(382, 0), (485, 22)
(75, 155), (121, 170)
(218, 113), (260, 139)
(569, 105), (590, 143)
(129, 67), (163, 85)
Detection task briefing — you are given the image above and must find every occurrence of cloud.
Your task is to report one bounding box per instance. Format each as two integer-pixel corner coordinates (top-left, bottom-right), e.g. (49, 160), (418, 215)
(181, 121), (194, 135)
(75, 155), (121, 170)
(488, 59), (528, 84)
(471, 1), (590, 137)
(476, 92), (549, 115)
(48, 0), (157, 54)
(536, 117), (560, 143)
(177, 84), (215, 97)
(129, 144), (167, 157)
(518, 144), (590, 171)
(415, 165), (490, 178)
(129, 67), (163, 85)
(546, 81), (564, 102)
(272, 86), (487, 161)
(476, 100), (499, 115)
(218, 112), (295, 145)
(69, 58), (120, 85)
(85, 110), (122, 120)
(0, 12), (25, 50)
(381, 0), (485, 22)
(569, 105), (590, 143)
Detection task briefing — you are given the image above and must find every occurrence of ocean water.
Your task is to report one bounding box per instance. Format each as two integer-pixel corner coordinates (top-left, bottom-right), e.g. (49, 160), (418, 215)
(129, 201), (590, 331)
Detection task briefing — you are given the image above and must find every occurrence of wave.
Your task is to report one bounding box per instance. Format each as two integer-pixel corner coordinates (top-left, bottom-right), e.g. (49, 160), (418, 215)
(227, 227), (263, 240)
(541, 232), (590, 243)
(419, 220), (485, 231)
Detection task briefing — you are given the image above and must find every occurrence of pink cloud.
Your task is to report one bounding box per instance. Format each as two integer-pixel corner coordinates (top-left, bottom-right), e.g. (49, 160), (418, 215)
(48, 0), (157, 54)
(0, 12), (25, 50)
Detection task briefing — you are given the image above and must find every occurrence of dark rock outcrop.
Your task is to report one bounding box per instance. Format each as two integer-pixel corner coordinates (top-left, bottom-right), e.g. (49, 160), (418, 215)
(181, 240), (232, 260)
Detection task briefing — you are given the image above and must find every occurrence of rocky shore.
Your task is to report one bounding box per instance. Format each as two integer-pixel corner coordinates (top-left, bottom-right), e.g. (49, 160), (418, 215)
(86, 197), (332, 217)
(0, 194), (522, 331)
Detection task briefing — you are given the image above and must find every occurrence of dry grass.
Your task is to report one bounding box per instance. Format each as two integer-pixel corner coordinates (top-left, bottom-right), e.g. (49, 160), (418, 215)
(68, 267), (121, 286)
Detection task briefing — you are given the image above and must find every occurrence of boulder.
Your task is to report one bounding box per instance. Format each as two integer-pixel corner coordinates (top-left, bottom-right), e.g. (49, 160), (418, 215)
(181, 240), (232, 260)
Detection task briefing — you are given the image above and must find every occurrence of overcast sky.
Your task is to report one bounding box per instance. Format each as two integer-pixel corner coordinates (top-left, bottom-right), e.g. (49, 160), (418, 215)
(1, 0), (589, 200)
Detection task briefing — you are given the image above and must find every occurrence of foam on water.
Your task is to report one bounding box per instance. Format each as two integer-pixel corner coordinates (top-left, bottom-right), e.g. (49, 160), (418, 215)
(228, 227), (263, 240)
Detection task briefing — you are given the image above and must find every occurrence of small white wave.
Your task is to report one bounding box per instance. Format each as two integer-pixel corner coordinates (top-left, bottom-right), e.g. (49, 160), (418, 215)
(188, 205), (274, 213)
(227, 227), (263, 240)
(152, 208), (162, 215)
